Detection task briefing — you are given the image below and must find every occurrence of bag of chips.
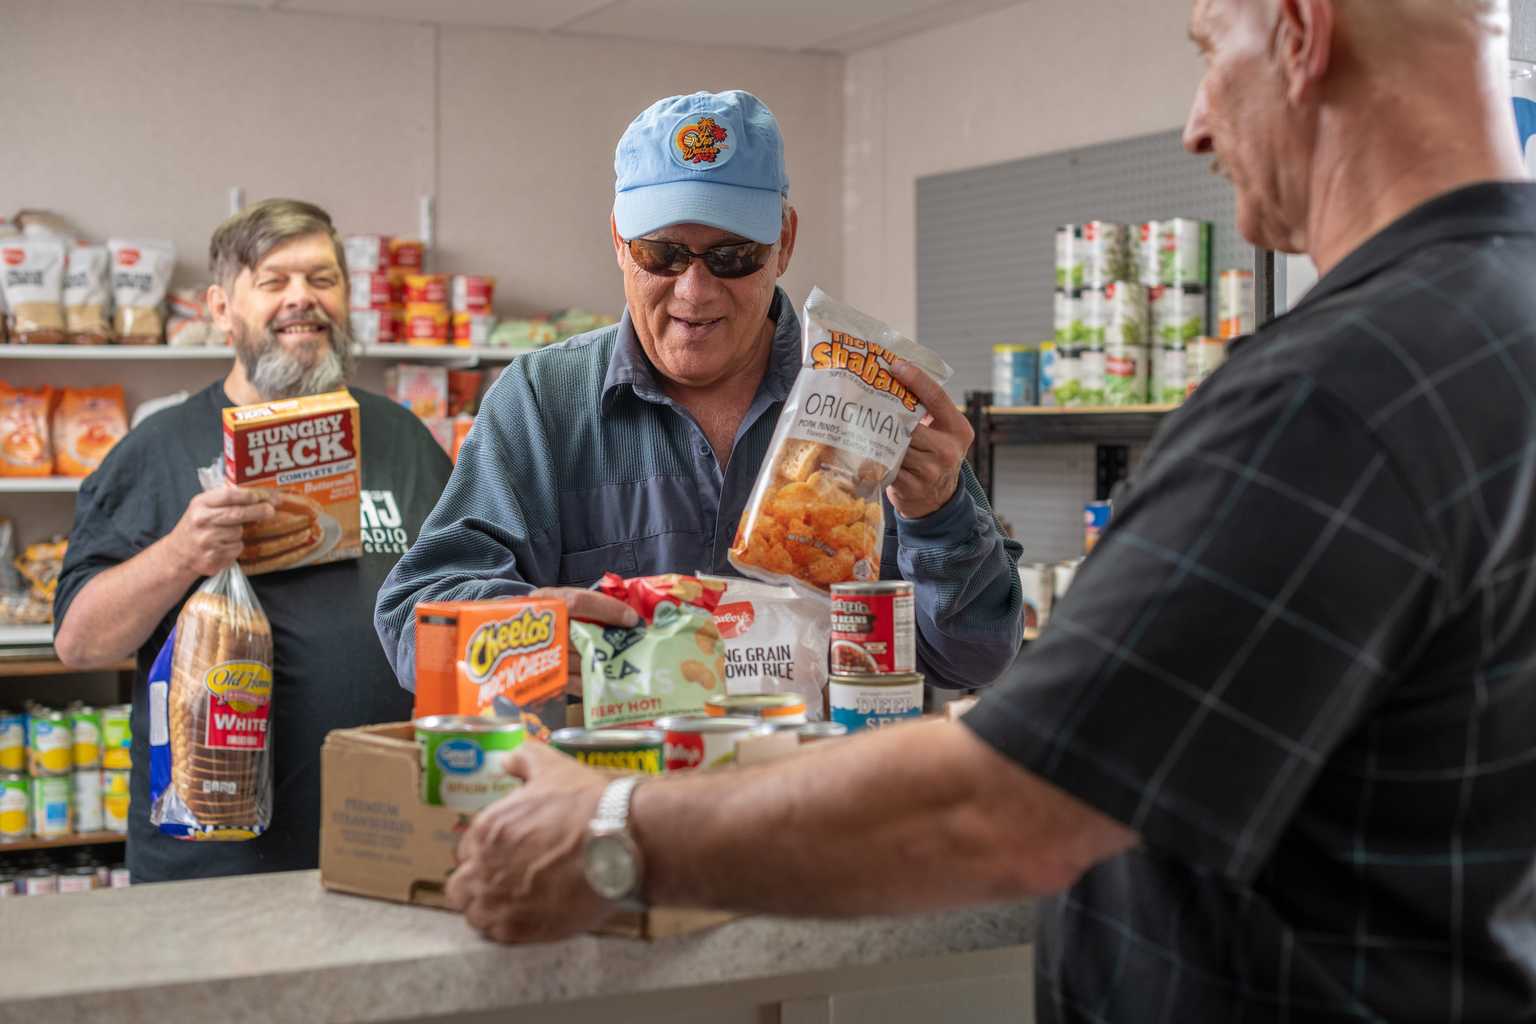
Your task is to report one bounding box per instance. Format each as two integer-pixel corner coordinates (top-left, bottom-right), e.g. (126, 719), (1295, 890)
(52, 385), (128, 476)
(0, 382), (54, 476)
(148, 464), (274, 841)
(730, 287), (954, 594)
(572, 574), (728, 730)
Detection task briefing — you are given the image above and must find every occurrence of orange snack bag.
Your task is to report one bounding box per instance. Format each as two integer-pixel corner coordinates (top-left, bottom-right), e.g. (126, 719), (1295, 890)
(0, 383), (54, 477)
(52, 386), (128, 477)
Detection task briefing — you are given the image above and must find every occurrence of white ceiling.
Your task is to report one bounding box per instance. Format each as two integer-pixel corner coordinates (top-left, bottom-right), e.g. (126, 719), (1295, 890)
(184, 0), (1027, 52)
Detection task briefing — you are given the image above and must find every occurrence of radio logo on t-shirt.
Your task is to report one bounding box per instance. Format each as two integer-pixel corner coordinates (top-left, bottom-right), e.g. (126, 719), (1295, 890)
(360, 490), (411, 555)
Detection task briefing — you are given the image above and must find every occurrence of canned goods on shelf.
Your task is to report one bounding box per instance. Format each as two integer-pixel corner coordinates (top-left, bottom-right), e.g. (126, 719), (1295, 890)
(0, 772), (30, 842)
(450, 275), (496, 314)
(31, 775), (71, 839)
(991, 344), (1040, 407)
(58, 866), (96, 894)
(1102, 343), (1149, 406)
(69, 703), (102, 769)
(73, 769), (103, 833)
(102, 705), (132, 771)
(414, 715), (526, 810)
(27, 709), (72, 777)
(1218, 270), (1255, 340)
(0, 711), (24, 772)
(102, 769), (130, 834)
(22, 867), (58, 896)
(110, 865), (131, 888)
(549, 728), (665, 775)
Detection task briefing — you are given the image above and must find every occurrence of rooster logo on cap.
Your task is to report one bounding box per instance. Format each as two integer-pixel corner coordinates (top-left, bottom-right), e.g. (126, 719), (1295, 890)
(675, 117), (729, 164)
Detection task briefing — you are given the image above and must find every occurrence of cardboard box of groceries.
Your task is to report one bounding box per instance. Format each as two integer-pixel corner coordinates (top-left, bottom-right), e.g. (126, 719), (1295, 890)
(222, 390), (361, 576)
(318, 722), (739, 940)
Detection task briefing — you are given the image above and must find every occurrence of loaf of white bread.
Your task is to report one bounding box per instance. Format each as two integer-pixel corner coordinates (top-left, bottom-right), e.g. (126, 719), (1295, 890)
(169, 590), (274, 827)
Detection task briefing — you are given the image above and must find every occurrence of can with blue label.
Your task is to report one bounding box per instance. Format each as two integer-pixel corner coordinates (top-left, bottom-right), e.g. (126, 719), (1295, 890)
(1085, 501), (1113, 554)
(415, 715), (525, 810)
(0, 711), (23, 773)
(828, 673), (924, 733)
(1039, 342), (1059, 407)
(992, 344), (1040, 407)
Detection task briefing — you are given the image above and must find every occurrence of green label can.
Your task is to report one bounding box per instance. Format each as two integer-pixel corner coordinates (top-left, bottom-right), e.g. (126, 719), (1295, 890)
(0, 773), (29, 842)
(69, 704), (103, 769)
(102, 704), (132, 770)
(31, 775), (71, 839)
(549, 728), (665, 775)
(415, 715), (526, 810)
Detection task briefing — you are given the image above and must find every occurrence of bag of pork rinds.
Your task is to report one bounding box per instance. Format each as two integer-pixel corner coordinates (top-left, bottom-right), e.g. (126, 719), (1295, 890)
(730, 287), (953, 595)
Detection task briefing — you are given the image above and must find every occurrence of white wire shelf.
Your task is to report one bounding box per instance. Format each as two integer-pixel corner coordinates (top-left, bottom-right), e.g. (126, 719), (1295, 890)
(0, 478), (82, 493)
(0, 343), (532, 363)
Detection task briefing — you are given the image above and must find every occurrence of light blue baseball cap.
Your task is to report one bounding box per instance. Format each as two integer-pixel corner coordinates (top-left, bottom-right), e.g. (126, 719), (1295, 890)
(613, 90), (789, 246)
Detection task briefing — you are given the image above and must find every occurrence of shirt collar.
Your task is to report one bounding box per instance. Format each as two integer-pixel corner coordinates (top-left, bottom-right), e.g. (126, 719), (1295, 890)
(601, 286), (802, 413)
(1291, 181), (1536, 316)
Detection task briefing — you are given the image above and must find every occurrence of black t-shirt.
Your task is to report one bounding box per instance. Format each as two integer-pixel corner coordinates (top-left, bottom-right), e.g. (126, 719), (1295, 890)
(54, 382), (451, 883)
(965, 183), (1536, 1020)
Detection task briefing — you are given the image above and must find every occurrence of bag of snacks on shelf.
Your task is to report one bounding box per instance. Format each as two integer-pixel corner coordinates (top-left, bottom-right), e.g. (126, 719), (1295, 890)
(730, 287), (953, 594)
(52, 385), (128, 476)
(0, 239), (67, 344)
(62, 245), (112, 344)
(705, 575), (829, 717)
(572, 573), (728, 730)
(0, 382), (54, 476)
(148, 464), (274, 841)
(14, 535), (67, 604)
(109, 239), (176, 344)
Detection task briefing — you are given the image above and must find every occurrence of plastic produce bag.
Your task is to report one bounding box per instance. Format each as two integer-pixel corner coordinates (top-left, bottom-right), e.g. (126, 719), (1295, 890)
(573, 574), (726, 730)
(148, 465), (274, 840)
(731, 287), (953, 594)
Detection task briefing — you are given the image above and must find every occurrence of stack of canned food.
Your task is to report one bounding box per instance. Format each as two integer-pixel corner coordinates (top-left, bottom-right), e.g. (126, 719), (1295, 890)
(825, 581), (925, 732)
(0, 848), (130, 896)
(0, 702), (132, 844)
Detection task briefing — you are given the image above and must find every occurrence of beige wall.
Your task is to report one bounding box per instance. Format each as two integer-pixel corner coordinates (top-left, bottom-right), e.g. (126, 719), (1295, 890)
(840, 0), (1205, 338)
(0, 0), (843, 318)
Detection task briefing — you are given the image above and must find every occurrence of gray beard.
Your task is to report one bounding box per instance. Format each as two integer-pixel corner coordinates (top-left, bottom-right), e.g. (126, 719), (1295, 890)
(235, 314), (355, 401)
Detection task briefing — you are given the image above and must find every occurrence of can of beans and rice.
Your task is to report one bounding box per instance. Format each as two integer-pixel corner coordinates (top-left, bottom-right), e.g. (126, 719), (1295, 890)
(827, 672), (925, 733)
(829, 581), (915, 676)
(655, 715), (772, 772)
(549, 728), (665, 775)
(415, 715), (526, 810)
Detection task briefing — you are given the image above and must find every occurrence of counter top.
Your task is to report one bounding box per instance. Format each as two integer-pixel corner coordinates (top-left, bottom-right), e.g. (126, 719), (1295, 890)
(0, 870), (1035, 1023)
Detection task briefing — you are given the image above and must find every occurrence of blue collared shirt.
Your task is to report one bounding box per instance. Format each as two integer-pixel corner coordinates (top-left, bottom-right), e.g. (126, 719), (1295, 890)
(375, 288), (1023, 691)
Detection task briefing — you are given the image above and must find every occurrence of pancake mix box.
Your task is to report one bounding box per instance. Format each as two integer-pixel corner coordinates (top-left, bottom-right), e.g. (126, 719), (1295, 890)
(222, 390), (362, 575)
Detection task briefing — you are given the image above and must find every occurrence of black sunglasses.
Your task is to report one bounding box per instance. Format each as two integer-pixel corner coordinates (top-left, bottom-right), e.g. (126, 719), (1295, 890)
(624, 237), (773, 279)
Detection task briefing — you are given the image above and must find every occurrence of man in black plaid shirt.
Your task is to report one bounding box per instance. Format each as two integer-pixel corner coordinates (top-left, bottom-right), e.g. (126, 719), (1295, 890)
(443, 0), (1536, 1019)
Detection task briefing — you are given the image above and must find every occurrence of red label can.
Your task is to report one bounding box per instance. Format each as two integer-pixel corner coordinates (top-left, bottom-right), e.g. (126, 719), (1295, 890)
(829, 581), (915, 675)
(655, 715), (770, 772)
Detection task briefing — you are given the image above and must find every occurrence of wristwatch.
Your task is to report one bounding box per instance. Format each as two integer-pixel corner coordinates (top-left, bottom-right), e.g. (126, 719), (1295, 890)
(583, 775), (646, 908)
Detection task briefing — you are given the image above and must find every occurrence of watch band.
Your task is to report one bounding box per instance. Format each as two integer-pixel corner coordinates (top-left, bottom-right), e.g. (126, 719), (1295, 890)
(594, 775), (642, 830)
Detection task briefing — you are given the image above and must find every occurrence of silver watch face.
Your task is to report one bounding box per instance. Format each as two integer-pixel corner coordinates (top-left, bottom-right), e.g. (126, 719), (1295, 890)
(584, 832), (639, 901)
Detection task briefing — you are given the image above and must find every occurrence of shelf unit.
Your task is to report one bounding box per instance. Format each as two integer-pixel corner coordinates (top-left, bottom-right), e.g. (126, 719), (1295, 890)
(1, 831), (126, 854)
(0, 477), (83, 493)
(0, 343), (529, 363)
(964, 393), (1177, 500)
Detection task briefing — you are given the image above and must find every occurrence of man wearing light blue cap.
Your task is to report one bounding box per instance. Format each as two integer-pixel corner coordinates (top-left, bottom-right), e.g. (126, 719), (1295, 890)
(376, 90), (1024, 710)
